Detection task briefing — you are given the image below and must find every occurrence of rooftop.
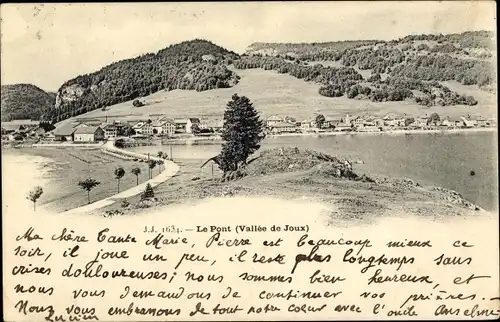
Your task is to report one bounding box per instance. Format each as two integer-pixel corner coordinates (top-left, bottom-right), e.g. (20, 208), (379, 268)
(1, 124), (23, 131)
(74, 126), (100, 134)
(101, 123), (117, 130)
(1, 119), (39, 126)
(153, 118), (175, 127)
(266, 115), (283, 122)
(54, 123), (79, 136)
(272, 122), (296, 128)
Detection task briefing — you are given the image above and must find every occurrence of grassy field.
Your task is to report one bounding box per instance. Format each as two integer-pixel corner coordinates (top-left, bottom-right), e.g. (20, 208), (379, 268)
(58, 66), (496, 127)
(9, 148), (153, 212)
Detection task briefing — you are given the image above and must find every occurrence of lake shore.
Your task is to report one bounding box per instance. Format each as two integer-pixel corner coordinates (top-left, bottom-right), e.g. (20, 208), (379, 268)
(162, 126), (497, 144)
(3, 128), (497, 215)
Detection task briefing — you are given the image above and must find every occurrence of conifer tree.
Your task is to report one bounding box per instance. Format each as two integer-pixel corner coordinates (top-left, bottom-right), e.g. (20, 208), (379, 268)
(141, 183), (155, 200)
(219, 94), (265, 173)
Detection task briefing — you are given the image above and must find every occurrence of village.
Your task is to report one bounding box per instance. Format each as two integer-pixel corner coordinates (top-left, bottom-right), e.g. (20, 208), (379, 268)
(1, 112), (496, 144)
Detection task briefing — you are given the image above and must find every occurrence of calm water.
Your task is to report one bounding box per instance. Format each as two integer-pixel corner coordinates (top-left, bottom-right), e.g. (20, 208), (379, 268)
(131, 132), (498, 211)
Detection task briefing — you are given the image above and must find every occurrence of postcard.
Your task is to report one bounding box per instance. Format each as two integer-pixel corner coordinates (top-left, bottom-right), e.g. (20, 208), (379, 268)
(2, 2), (498, 321)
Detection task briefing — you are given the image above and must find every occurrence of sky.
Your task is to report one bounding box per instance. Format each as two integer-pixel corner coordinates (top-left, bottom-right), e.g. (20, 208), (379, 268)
(0, 2), (496, 91)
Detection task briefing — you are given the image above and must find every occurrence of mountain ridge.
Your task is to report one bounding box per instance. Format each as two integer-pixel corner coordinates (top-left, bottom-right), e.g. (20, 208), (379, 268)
(1, 32), (495, 123)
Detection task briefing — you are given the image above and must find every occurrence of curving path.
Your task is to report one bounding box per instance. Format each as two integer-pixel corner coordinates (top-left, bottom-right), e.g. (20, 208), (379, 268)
(58, 140), (180, 215)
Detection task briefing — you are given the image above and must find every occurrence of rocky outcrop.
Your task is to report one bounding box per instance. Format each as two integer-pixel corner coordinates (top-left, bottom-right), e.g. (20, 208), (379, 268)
(220, 147), (375, 183)
(430, 186), (482, 211)
(374, 177), (420, 188)
(55, 84), (87, 109)
(245, 147), (354, 176)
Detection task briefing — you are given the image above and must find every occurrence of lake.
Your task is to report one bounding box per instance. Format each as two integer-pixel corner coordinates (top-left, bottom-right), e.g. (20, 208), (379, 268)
(130, 131), (499, 211)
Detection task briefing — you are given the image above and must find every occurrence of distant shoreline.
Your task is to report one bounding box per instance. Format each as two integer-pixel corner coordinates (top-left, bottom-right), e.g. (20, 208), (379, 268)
(1, 126), (495, 149)
(162, 126), (497, 144)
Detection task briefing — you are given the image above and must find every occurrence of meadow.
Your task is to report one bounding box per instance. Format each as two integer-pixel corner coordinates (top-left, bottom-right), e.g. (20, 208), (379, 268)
(58, 66), (496, 126)
(5, 148), (154, 212)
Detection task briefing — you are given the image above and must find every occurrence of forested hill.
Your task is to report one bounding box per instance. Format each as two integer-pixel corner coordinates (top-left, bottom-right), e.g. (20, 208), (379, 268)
(241, 31), (495, 107)
(44, 39), (240, 123)
(1, 84), (56, 121)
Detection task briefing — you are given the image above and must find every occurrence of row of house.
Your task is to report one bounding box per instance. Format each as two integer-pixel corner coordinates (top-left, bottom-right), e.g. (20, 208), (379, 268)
(132, 117), (202, 136)
(48, 116), (211, 142)
(3, 112), (495, 143)
(1, 119), (46, 141)
(263, 113), (496, 134)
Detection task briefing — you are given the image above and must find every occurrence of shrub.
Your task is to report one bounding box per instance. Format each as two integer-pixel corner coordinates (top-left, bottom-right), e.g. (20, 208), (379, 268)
(132, 99), (144, 107)
(140, 183), (155, 200)
(114, 139), (125, 148)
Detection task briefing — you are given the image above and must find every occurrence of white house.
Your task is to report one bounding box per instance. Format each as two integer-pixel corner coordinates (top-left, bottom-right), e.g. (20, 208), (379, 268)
(461, 116), (477, 128)
(173, 118), (201, 133)
(54, 123), (80, 141)
(102, 123), (118, 139)
(74, 126), (105, 142)
(265, 115), (284, 128)
(132, 122), (145, 134)
(440, 118), (452, 127)
(353, 116), (366, 127)
(476, 116), (488, 127)
(415, 116), (428, 127)
(340, 114), (353, 125)
(300, 120), (312, 130)
(394, 118), (406, 127)
(335, 114), (354, 131)
(363, 118), (376, 127)
(270, 122), (297, 134)
(153, 117), (176, 136)
(142, 122), (155, 135)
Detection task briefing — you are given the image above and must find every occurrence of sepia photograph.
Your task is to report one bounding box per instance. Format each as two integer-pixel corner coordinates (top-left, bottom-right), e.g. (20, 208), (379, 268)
(2, 2), (498, 321)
